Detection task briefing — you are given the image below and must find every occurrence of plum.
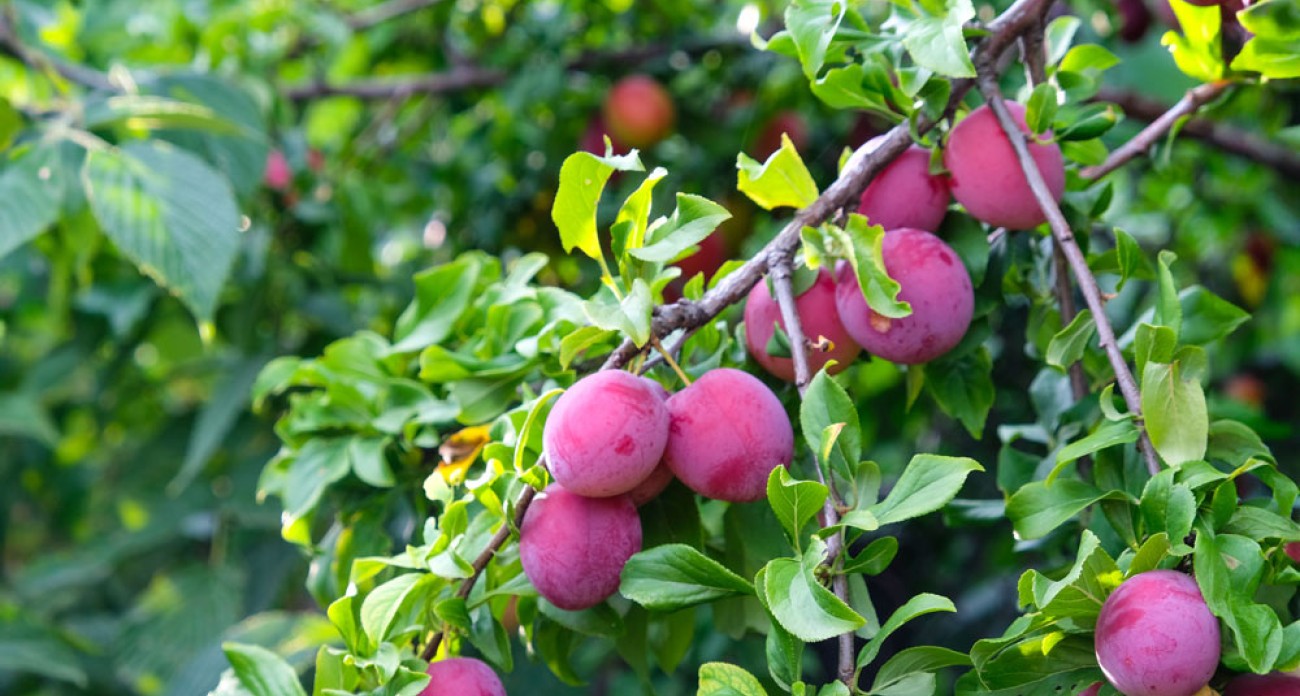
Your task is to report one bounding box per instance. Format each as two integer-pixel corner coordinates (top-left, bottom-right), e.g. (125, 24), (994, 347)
(744, 268), (861, 381)
(543, 370), (669, 497)
(1094, 570), (1221, 696)
(833, 228), (974, 365)
(1223, 672), (1300, 695)
(627, 463), (675, 506)
(944, 101), (1065, 230)
(264, 149), (291, 191)
(421, 657), (506, 696)
(518, 485), (642, 611)
(663, 368), (794, 502)
(1285, 542), (1300, 565)
(603, 75), (675, 148)
(1079, 683), (1102, 696)
(1117, 0), (1154, 41)
(857, 138), (950, 232)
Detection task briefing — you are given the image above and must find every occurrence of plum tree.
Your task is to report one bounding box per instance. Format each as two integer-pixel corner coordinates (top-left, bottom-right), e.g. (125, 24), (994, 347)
(603, 74), (676, 148)
(833, 228), (974, 364)
(543, 370), (669, 497)
(1094, 570), (1221, 696)
(744, 268), (861, 381)
(421, 657), (506, 696)
(663, 368), (794, 502)
(518, 485), (642, 611)
(857, 137), (951, 232)
(944, 101), (1065, 230)
(1223, 672), (1300, 695)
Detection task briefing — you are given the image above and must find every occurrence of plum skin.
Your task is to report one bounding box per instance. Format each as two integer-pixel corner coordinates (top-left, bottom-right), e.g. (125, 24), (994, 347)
(833, 228), (974, 365)
(744, 268), (862, 382)
(1223, 672), (1300, 695)
(857, 138), (950, 232)
(944, 101), (1065, 230)
(626, 378), (675, 506)
(603, 75), (675, 148)
(1094, 570), (1221, 696)
(663, 368), (794, 502)
(543, 370), (669, 497)
(518, 485), (642, 611)
(421, 657), (506, 696)
(1078, 683), (1102, 696)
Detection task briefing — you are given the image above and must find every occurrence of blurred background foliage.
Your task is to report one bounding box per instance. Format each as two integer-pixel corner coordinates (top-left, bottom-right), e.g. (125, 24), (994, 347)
(0, 0), (1296, 693)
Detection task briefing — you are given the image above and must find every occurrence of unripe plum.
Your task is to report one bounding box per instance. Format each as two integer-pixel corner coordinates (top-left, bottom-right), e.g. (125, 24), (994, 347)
(1094, 570), (1221, 696)
(944, 102), (1065, 230)
(518, 485), (642, 611)
(663, 368), (794, 502)
(543, 370), (669, 497)
(744, 268), (861, 381)
(1224, 672), (1300, 695)
(833, 228), (974, 365)
(603, 75), (675, 149)
(857, 138), (950, 232)
(1079, 683), (1102, 696)
(421, 657), (506, 696)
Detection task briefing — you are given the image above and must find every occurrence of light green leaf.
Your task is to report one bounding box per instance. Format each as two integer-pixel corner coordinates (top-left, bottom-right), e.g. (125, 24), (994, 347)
(552, 149), (644, 260)
(83, 94), (245, 134)
(1049, 419), (1138, 483)
(868, 454), (983, 527)
(1161, 0), (1225, 81)
(737, 135), (819, 210)
(221, 643), (307, 696)
(1007, 480), (1129, 539)
(84, 140), (240, 320)
(621, 544), (753, 612)
(582, 278), (654, 346)
(784, 0), (847, 78)
(1142, 358), (1208, 467)
(830, 214), (910, 319)
(1046, 309), (1095, 373)
(856, 594), (956, 668)
(891, 0), (977, 78)
(360, 573), (430, 645)
(801, 369), (862, 477)
(0, 145), (62, 259)
(764, 541), (865, 642)
(873, 646), (971, 692)
(392, 255), (482, 352)
(630, 194), (731, 262)
(698, 662), (769, 696)
(767, 467), (828, 548)
(559, 326), (616, 369)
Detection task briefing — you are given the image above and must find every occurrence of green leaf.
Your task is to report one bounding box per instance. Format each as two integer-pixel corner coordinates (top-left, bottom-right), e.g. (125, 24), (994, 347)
(221, 643), (308, 696)
(767, 467), (828, 548)
(1153, 250), (1182, 337)
(620, 544), (753, 612)
(1161, 0), (1225, 81)
(0, 622), (87, 687)
(1049, 419), (1138, 483)
(0, 145), (62, 259)
(1112, 229), (1151, 292)
(892, 0), (978, 78)
(698, 662), (769, 696)
(1222, 506), (1300, 541)
(737, 135), (819, 210)
(867, 454), (983, 527)
(764, 540), (865, 642)
(856, 594), (957, 668)
(1139, 470), (1196, 550)
(923, 348), (995, 437)
(84, 140), (240, 320)
(582, 279), (654, 346)
(392, 255), (482, 352)
(360, 573), (430, 645)
(83, 94), (245, 134)
(0, 97), (20, 150)
(1007, 480), (1129, 540)
(801, 369), (862, 477)
(843, 536), (899, 576)
(552, 149), (644, 260)
(1194, 533), (1282, 673)
(1059, 44), (1121, 74)
(1046, 309), (1095, 373)
(630, 194), (731, 262)
(810, 64), (894, 115)
(1024, 83), (1059, 135)
(1045, 16), (1083, 65)
(1233, 0), (1300, 78)
(558, 326), (616, 369)
(1177, 286), (1250, 345)
(170, 357), (267, 493)
(1142, 358), (1208, 467)
(784, 0), (847, 78)
(613, 166), (668, 264)
(873, 646), (971, 692)
(1022, 530), (1121, 622)
(831, 214), (910, 319)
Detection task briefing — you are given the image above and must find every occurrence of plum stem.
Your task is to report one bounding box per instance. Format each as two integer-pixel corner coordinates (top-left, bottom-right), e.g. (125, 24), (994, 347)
(973, 74), (1161, 476)
(650, 335), (692, 386)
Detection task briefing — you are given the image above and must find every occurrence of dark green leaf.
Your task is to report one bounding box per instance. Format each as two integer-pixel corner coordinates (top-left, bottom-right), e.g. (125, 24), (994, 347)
(621, 544), (753, 612)
(868, 454), (983, 527)
(1007, 480), (1130, 540)
(221, 643), (307, 696)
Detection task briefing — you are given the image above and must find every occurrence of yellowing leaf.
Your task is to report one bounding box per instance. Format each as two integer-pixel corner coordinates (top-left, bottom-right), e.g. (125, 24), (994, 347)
(437, 424), (492, 484)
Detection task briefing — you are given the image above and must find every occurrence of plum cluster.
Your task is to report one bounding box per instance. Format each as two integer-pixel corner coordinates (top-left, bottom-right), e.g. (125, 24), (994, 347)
(522, 369), (793, 611)
(420, 656), (506, 696)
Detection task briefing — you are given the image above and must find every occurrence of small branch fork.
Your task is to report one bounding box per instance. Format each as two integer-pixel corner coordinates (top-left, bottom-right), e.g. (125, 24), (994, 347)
(1081, 82), (1234, 180)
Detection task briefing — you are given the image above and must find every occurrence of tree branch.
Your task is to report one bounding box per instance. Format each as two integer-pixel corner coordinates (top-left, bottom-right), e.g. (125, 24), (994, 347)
(1081, 82), (1233, 180)
(974, 75), (1161, 475)
(1086, 85), (1300, 179)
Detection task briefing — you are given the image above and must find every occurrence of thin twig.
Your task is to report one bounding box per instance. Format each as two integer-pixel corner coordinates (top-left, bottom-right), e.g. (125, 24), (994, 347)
(974, 76), (1161, 475)
(770, 259), (854, 686)
(1082, 82), (1233, 180)
(420, 482), (539, 661)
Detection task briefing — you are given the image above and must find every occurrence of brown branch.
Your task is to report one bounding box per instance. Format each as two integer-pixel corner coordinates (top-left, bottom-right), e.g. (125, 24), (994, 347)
(0, 9), (114, 92)
(974, 76), (1161, 475)
(1082, 82), (1232, 180)
(420, 482), (539, 661)
(1087, 85), (1300, 179)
